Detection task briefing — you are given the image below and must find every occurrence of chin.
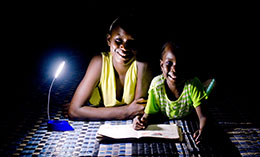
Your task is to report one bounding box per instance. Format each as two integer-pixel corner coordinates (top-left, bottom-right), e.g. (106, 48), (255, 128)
(168, 79), (177, 84)
(116, 56), (134, 66)
(123, 57), (135, 65)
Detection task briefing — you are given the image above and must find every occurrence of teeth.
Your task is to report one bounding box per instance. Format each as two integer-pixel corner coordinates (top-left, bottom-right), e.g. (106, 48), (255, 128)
(117, 52), (126, 58)
(119, 51), (126, 56)
(117, 51), (133, 59)
(168, 74), (176, 79)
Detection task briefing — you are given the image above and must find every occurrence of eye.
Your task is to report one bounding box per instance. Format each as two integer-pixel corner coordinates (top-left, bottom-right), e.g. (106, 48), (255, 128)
(115, 38), (122, 45)
(125, 40), (137, 50)
(165, 61), (173, 67)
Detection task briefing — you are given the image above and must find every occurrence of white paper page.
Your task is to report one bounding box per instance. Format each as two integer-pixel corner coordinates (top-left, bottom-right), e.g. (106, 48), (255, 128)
(97, 124), (180, 139)
(97, 124), (138, 139)
(137, 124), (179, 139)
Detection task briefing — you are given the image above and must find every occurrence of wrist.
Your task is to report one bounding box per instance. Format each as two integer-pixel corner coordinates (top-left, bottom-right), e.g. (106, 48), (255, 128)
(143, 113), (148, 118)
(123, 104), (132, 119)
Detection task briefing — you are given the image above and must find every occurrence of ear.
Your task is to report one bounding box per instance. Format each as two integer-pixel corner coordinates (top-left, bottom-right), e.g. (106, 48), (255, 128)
(160, 59), (164, 71)
(106, 34), (111, 46)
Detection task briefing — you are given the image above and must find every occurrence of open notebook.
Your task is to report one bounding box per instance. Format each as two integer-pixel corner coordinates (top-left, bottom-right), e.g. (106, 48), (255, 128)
(97, 124), (183, 142)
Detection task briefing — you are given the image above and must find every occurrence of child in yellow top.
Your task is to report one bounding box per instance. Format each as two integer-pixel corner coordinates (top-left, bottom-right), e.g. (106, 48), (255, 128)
(133, 41), (208, 144)
(68, 15), (152, 120)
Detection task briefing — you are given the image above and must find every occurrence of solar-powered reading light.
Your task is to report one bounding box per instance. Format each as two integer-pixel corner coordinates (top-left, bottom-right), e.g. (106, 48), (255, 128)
(47, 61), (74, 131)
(55, 61), (65, 79)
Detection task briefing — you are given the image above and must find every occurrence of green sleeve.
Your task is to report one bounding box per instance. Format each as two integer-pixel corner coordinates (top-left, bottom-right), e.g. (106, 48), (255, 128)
(144, 88), (160, 114)
(190, 77), (208, 108)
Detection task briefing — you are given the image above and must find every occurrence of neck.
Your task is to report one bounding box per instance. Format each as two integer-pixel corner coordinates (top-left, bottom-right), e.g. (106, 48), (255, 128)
(166, 79), (185, 98)
(112, 58), (134, 76)
(165, 81), (179, 101)
(166, 80), (178, 93)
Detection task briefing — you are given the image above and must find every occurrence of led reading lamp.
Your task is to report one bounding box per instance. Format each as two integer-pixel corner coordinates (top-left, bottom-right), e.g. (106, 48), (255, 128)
(47, 61), (74, 131)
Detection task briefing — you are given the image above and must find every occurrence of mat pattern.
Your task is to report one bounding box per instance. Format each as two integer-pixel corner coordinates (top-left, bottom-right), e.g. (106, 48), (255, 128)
(4, 114), (204, 156)
(210, 106), (260, 156)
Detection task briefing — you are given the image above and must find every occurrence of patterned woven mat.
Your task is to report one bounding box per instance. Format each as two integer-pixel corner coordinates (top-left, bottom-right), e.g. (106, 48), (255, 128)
(0, 108), (247, 156)
(209, 105), (260, 156)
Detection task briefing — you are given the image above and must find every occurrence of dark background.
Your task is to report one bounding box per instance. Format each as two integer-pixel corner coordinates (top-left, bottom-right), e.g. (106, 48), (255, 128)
(1, 2), (259, 122)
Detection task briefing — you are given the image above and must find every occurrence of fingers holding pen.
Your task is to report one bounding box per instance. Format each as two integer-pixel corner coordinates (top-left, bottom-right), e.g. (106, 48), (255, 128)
(133, 115), (147, 130)
(133, 115), (144, 130)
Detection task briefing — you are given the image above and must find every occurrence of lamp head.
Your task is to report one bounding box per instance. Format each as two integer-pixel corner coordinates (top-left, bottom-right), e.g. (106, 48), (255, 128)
(54, 61), (65, 78)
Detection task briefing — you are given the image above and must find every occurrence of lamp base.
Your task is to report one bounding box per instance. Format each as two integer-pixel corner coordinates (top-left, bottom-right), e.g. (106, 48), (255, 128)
(47, 120), (74, 131)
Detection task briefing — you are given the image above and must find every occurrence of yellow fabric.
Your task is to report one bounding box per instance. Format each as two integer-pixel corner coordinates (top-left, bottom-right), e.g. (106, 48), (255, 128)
(89, 52), (137, 107)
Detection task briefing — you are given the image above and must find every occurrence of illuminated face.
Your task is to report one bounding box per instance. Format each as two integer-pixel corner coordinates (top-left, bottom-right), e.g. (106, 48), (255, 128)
(107, 26), (137, 66)
(160, 45), (178, 85)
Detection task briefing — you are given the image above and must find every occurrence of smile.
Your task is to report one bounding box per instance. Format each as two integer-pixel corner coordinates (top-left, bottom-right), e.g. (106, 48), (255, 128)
(168, 73), (177, 80)
(116, 50), (133, 59)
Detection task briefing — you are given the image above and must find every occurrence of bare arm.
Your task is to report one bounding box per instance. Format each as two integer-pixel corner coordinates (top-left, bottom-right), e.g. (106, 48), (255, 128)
(69, 55), (131, 120)
(68, 56), (150, 120)
(193, 104), (207, 144)
(69, 55), (104, 119)
(121, 61), (153, 119)
(135, 61), (153, 99)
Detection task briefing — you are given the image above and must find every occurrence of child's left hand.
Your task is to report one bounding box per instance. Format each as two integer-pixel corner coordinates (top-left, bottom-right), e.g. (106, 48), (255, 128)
(193, 129), (202, 144)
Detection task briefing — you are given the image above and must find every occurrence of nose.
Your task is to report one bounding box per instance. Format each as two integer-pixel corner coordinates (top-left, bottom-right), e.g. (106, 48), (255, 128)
(119, 43), (127, 51)
(171, 63), (176, 73)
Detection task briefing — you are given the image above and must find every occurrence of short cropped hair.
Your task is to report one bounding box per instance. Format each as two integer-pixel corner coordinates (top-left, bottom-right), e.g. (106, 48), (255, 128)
(161, 41), (179, 59)
(108, 15), (140, 38)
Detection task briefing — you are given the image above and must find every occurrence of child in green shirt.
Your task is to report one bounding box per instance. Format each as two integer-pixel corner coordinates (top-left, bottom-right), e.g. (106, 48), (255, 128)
(133, 41), (208, 144)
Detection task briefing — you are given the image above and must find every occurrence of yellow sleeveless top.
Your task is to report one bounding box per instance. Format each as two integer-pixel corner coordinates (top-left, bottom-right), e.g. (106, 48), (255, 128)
(89, 52), (137, 107)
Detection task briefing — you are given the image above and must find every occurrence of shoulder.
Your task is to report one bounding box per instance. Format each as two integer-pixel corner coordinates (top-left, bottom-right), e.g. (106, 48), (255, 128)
(136, 61), (149, 70)
(188, 77), (203, 86)
(150, 74), (165, 89)
(101, 52), (110, 58)
(81, 54), (103, 84)
(135, 61), (152, 77)
(186, 77), (205, 92)
(86, 54), (102, 74)
(90, 54), (102, 66)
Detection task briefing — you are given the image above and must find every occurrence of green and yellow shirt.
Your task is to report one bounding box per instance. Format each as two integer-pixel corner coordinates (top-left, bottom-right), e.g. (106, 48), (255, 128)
(144, 74), (208, 119)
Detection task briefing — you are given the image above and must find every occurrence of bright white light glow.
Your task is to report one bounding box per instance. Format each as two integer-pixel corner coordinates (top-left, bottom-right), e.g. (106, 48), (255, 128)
(54, 61), (65, 78)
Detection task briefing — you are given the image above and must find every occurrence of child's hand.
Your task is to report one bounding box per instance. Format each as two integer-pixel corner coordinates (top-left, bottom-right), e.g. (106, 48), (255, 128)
(133, 114), (148, 130)
(193, 129), (202, 144)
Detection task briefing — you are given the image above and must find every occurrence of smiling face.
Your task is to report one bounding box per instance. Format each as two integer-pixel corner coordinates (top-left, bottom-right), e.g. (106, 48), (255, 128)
(160, 43), (178, 85)
(107, 26), (138, 66)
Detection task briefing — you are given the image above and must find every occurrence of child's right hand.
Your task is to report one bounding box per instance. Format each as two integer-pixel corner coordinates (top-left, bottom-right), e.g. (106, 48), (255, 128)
(133, 114), (148, 130)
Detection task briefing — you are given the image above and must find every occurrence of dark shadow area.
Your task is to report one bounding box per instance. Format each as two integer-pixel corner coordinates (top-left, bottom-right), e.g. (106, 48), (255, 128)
(199, 119), (242, 156)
